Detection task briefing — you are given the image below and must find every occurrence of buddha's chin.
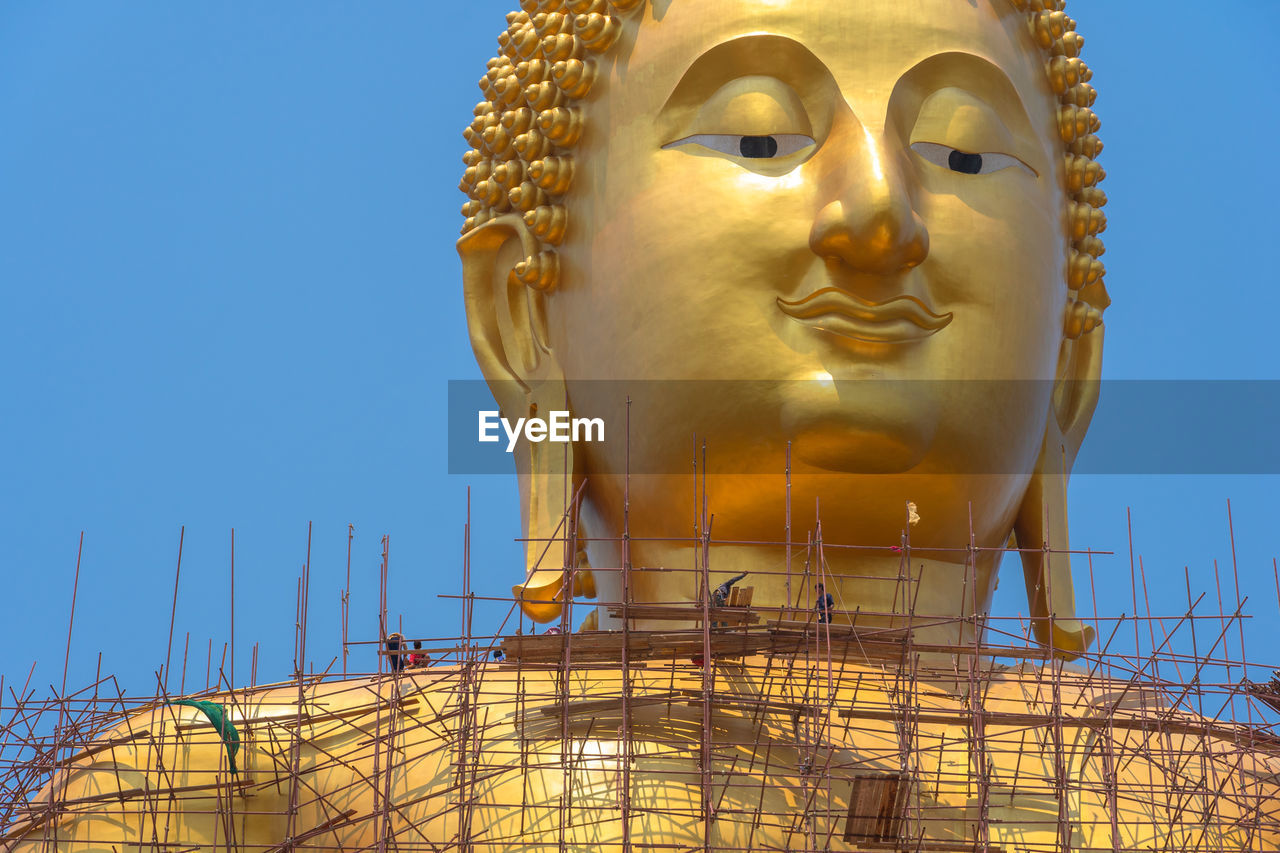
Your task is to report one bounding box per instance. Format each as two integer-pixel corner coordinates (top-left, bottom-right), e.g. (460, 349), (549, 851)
(793, 426), (926, 473)
(781, 382), (936, 474)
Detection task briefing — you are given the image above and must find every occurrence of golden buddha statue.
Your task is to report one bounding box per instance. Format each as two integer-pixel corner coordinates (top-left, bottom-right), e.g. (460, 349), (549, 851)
(9, 1), (1279, 851)
(461, 0), (1110, 657)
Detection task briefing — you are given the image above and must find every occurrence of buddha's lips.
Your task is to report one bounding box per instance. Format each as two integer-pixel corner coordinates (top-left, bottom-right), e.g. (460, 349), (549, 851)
(777, 288), (953, 336)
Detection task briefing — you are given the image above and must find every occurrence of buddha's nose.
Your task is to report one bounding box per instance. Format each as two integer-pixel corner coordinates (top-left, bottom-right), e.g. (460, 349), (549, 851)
(809, 126), (929, 275)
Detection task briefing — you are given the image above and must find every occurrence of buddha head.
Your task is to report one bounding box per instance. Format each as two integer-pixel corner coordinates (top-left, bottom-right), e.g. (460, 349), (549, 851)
(458, 0), (1109, 654)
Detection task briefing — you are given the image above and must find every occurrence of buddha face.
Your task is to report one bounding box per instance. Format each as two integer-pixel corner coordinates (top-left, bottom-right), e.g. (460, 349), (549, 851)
(462, 0), (1106, 559)
(561, 0), (1079, 539)
(563, 0), (1065, 383)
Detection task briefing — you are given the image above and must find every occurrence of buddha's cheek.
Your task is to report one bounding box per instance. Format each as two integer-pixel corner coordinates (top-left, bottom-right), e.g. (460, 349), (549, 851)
(898, 170), (1063, 481)
(916, 169), (1066, 382)
(557, 147), (817, 383)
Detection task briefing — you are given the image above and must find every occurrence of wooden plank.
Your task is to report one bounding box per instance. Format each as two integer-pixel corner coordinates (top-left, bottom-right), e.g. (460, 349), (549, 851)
(606, 604), (760, 626)
(679, 689), (821, 718)
(836, 705), (1280, 749)
(533, 691), (683, 718)
(500, 629), (774, 664)
(768, 620), (911, 642)
(845, 773), (905, 843)
(854, 844), (1005, 852)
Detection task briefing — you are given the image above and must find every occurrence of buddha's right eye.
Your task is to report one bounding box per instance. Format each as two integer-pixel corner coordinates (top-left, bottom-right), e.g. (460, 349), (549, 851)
(662, 133), (816, 160)
(910, 141), (1030, 176)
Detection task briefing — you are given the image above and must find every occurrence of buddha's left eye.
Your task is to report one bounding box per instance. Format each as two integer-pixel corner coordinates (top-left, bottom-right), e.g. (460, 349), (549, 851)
(664, 133), (816, 159)
(910, 141), (1030, 176)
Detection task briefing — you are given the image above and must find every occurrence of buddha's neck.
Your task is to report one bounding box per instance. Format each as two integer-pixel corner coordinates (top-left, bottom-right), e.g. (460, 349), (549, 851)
(587, 538), (1002, 648)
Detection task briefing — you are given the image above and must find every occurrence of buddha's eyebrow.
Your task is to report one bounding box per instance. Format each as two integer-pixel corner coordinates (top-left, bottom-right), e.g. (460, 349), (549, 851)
(657, 34), (838, 141)
(661, 34), (825, 95)
(892, 51), (1043, 152)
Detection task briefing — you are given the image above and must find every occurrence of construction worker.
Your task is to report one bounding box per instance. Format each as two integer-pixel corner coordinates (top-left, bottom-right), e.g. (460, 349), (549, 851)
(708, 572), (749, 628)
(816, 583), (835, 624)
(386, 632), (405, 673)
(711, 572), (748, 608)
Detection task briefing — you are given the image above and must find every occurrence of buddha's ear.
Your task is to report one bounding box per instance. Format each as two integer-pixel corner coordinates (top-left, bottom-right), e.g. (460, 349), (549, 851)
(457, 217), (592, 625)
(458, 214), (556, 399)
(1051, 322), (1105, 465)
(1012, 324), (1105, 660)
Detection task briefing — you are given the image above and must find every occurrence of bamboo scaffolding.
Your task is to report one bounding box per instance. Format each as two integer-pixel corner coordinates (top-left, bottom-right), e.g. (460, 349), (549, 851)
(3, 484), (1279, 852)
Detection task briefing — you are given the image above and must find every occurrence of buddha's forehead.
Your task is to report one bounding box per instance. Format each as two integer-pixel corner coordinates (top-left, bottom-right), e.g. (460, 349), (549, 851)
(618, 0), (1049, 127)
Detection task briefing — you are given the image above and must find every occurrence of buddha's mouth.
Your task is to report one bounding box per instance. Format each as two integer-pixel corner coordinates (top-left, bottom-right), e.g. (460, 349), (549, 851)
(777, 288), (952, 344)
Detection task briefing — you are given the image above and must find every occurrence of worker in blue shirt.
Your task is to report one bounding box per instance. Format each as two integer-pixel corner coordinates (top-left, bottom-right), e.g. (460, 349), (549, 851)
(816, 583), (835, 624)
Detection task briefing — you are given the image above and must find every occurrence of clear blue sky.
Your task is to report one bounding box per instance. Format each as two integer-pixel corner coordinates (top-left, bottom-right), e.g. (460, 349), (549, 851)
(2, 2), (1278, 704)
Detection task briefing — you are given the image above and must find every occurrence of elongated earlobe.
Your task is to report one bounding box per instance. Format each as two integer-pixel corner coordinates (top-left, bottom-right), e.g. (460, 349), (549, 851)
(509, 393), (597, 625)
(1013, 446), (1096, 660)
(513, 518), (595, 624)
(1012, 325), (1104, 660)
